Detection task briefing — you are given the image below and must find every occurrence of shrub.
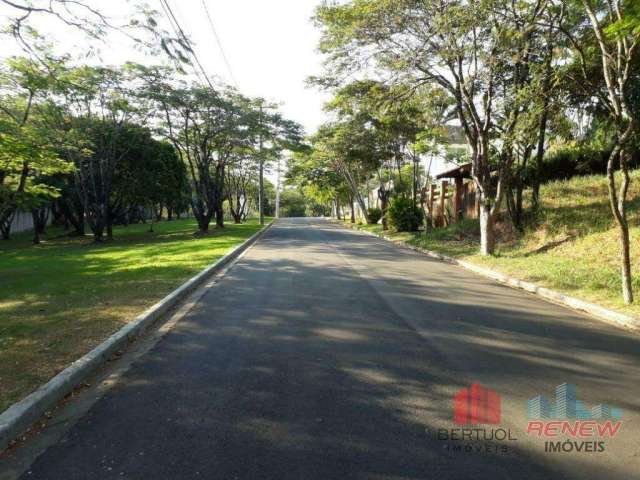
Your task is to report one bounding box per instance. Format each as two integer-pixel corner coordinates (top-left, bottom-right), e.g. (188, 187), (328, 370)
(279, 190), (307, 217)
(367, 207), (382, 224)
(388, 197), (423, 232)
(524, 144), (640, 185)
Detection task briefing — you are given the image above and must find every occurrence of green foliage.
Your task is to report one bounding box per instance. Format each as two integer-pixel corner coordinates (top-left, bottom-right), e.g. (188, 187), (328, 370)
(111, 123), (188, 217)
(531, 143), (640, 184)
(388, 197), (423, 232)
(0, 56), (74, 236)
(367, 207), (382, 224)
(0, 218), (266, 412)
(605, 1), (640, 37)
(279, 189), (308, 217)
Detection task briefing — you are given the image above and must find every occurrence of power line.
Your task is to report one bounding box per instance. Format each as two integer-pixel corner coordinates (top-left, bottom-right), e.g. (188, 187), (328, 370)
(158, 0), (204, 85)
(161, 0), (213, 89)
(158, 0), (215, 90)
(200, 0), (238, 89)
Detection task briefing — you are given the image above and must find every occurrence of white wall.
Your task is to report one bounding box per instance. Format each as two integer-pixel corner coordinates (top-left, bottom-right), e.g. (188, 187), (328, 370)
(9, 210), (52, 234)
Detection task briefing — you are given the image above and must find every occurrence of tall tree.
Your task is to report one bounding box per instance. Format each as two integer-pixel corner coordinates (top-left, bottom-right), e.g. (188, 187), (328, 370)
(558, 0), (639, 303)
(0, 56), (72, 239)
(53, 65), (148, 241)
(314, 0), (557, 254)
(150, 80), (240, 234)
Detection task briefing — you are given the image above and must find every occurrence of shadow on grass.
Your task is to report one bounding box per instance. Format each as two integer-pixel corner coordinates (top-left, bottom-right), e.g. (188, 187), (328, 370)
(0, 219), (265, 412)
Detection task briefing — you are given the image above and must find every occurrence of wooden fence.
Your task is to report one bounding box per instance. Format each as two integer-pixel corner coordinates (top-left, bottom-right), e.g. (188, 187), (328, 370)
(425, 178), (479, 228)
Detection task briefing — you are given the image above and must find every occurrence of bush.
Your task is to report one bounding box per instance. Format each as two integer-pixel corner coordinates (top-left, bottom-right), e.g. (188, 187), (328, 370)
(388, 197), (423, 232)
(524, 145), (640, 185)
(367, 207), (382, 224)
(279, 190), (307, 217)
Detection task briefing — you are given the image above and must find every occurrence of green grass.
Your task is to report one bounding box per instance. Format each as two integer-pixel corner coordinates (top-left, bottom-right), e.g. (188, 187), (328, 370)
(0, 218), (268, 412)
(347, 170), (640, 318)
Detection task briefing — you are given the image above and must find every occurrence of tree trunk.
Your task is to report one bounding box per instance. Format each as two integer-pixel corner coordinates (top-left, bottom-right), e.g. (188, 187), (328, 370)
(32, 210), (41, 245)
(51, 199), (66, 227)
(61, 198), (84, 235)
(350, 198), (355, 223)
(31, 206), (49, 244)
(531, 34), (553, 211)
(378, 187), (391, 231)
(337, 162), (369, 223)
(196, 214), (210, 233)
(215, 205), (224, 228)
(0, 209), (15, 240)
(479, 203), (495, 256)
(606, 146), (633, 304)
(380, 195), (389, 231)
(148, 203), (155, 233)
(412, 154), (419, 209)
(618, 220), (633, 304)
(93, 222), (105, 242)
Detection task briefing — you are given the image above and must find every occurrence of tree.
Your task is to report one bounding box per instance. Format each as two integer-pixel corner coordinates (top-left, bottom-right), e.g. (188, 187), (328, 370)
(0, 0), (187, 66)
(149, 78), (243, 233)
(324, 80), (428, 229)
(226, 153), (258, 223)
(311, 121), (381, 224)
(248, 98), (306, 225)
(0, 56), (73, 240)
(314, 0), (560, 254)
(558, 0), (639, 303)
(110, 126), (187, 228)
(51, 65), (149, 241)
(279, 189), (308, 218)
(286, 148), (348, 219)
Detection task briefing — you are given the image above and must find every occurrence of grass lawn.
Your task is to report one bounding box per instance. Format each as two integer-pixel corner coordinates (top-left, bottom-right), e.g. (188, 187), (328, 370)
(0, 218), (268, 413)
(345, 170), (640, 319)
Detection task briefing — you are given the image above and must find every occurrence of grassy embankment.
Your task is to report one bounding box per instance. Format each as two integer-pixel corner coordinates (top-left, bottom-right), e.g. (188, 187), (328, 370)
(0, 218), (268, 412)
(347, 171), (640, 318)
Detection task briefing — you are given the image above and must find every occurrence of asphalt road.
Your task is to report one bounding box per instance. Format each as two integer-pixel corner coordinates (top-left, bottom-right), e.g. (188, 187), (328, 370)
(11, 218), (640, 479)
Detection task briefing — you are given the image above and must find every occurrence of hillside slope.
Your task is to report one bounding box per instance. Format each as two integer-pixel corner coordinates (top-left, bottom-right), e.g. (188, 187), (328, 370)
(358, 170), (640, 317)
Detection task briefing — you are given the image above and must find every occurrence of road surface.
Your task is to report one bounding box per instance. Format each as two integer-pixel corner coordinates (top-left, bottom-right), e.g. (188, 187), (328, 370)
(8, 218), (640, 479)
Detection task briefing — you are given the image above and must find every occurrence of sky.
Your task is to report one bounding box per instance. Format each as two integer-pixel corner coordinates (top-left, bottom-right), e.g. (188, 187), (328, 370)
(150, 0), (330, 136)
(1, 0), (329, 135)
(0, 0), (454, 178)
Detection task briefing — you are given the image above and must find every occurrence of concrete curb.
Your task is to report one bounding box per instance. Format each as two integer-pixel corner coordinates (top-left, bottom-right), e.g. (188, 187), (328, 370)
(0, 221), (274, 453)
(336, 220), (640, 332)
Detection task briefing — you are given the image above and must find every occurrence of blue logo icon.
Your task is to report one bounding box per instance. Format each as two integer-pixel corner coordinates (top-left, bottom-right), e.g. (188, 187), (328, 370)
(528, 383), (622, 420)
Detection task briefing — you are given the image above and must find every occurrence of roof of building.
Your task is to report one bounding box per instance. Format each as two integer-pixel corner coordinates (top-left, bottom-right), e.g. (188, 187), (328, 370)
(435, 162), (472, 179)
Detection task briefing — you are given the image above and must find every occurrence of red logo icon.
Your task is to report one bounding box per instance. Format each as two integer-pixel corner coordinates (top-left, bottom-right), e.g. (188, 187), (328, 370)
(454, 383), (501, 425)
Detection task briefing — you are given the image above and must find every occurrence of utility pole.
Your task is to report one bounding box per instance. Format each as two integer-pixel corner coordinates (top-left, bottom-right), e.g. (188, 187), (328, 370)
(275, 157), (281, 219)
(257, 100), (276, 225)
(258, 102), (264, 225)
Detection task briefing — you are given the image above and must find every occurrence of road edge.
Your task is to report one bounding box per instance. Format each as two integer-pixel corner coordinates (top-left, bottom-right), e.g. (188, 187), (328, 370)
(0, 221), (274, 454)
(335, 220), (640, 332)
